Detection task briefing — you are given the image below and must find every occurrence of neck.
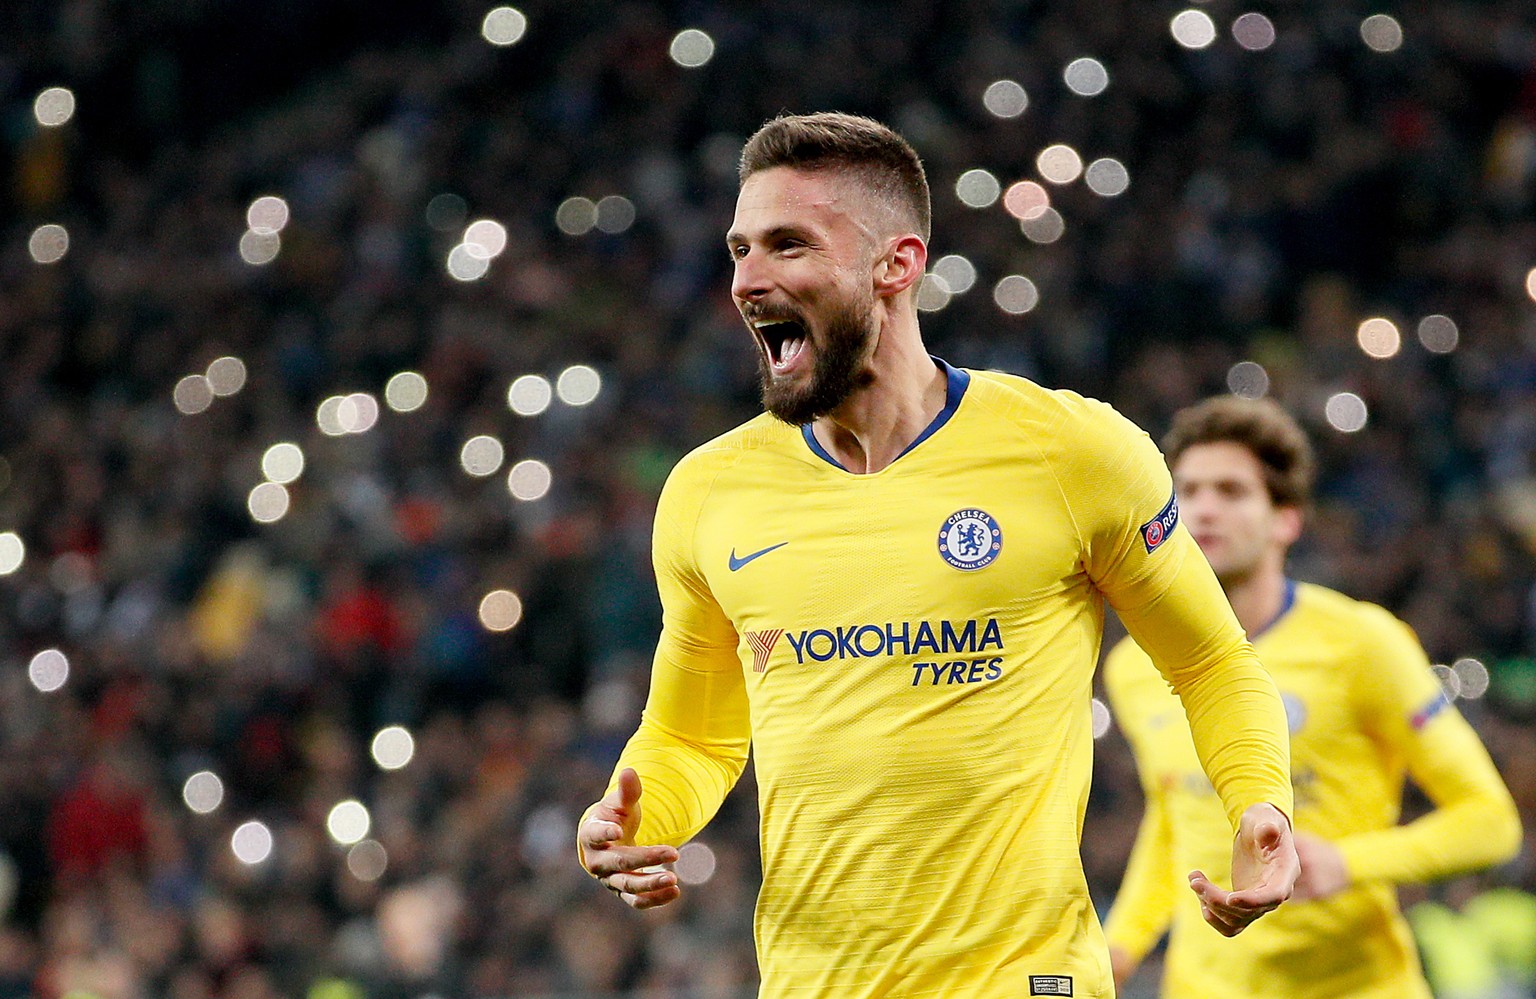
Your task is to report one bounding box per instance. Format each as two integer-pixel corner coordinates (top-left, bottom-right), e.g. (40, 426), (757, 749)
(811, 315), (943, 474)
(1222, 566), (1290, 636)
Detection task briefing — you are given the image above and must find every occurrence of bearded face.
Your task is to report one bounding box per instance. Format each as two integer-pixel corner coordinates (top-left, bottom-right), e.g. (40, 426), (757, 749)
(746, 286), (877, 425)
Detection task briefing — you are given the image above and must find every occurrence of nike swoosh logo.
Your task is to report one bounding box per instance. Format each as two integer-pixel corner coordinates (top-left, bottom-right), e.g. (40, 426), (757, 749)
(729, 542), (788, 571)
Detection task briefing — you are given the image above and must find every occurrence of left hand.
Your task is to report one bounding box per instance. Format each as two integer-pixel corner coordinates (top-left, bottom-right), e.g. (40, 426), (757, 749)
(1292, 831), (1349, 900)
(1188, 802), (1298, 937)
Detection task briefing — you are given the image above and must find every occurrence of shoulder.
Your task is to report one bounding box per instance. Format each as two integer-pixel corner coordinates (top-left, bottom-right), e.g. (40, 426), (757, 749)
(658, 414), (798, 514)
(1292, 582), (1420, 647)
(964, 369), (1143, 441)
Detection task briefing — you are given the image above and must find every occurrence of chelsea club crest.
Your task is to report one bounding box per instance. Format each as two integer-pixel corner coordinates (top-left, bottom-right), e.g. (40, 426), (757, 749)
(938, 509), (1003, 570)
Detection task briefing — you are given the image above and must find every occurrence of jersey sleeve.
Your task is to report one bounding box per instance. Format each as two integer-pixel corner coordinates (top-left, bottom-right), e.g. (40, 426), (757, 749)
(1101, 643), (1180, 962)
(1065, 401), (1293, 828)
(604, 456), (752, 847)
(1335, 612), (1522, 884)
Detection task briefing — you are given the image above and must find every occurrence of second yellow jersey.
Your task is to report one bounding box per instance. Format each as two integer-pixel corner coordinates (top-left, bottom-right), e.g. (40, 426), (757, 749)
(608, 363), (1294, 999)
(1103, 581), (1522, 999)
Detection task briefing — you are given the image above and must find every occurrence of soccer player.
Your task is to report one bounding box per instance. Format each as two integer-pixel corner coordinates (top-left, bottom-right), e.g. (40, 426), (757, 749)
(577, 112), (1301, 999)
(1103, 396), (1523, 998)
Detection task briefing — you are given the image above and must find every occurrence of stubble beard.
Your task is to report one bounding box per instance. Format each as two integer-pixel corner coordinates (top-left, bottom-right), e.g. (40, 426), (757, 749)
(758, 294), (877, 426)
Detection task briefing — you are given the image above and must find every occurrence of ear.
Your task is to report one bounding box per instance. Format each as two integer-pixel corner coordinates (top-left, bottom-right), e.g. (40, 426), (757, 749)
(1274, 505), (1303, 548)
(873, 235), (927, 298)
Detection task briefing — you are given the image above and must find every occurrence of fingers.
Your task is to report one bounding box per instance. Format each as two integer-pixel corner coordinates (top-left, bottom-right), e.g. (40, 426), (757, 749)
(610, 882), (682, 910)
(1188, 870), (1281, 937)
(583, 842), (679, 879)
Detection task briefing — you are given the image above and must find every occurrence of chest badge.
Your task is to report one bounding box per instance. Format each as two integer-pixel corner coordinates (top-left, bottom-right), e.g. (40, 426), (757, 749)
(937, 509), (1003, 570)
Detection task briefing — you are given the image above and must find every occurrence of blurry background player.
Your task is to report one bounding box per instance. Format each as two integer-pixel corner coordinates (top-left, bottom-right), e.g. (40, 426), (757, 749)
(1102, 396), (1523, 999)
(578, 112), (1299, 999)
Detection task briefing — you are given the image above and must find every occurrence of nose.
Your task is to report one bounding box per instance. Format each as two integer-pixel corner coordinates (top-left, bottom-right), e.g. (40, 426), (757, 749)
(731, 249), (772, 304)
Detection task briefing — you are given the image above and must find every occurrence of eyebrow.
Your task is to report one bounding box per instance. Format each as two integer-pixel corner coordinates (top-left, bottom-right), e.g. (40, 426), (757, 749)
(725, 223), (815, 246)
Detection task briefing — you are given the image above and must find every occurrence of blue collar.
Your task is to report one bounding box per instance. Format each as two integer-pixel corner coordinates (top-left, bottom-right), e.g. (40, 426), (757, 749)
(1250, 578), (1298, 640)
(802, 357), (970, 470)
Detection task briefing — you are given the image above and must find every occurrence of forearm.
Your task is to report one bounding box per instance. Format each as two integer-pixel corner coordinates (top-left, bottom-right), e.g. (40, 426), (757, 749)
(610, 712), (749, 847)
(1116, 540), (1293, 827)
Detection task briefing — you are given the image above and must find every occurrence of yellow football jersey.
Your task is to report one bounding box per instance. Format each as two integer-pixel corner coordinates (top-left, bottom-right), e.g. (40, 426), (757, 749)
(608, 362), (1293, 999)
(1103, 581), (1522, 999)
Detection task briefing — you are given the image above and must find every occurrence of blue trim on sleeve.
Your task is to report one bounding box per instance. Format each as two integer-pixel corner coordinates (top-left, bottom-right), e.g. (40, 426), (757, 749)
(801, 357), (970, 470)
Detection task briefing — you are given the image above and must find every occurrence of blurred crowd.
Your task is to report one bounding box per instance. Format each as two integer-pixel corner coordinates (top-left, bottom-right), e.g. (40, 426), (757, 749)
(2, 0), (1536, 996)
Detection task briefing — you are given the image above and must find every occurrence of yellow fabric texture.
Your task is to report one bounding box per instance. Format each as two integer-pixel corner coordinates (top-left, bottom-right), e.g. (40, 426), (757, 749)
(1103, 581), (1522, 999)
(608, 368), (1293, 999)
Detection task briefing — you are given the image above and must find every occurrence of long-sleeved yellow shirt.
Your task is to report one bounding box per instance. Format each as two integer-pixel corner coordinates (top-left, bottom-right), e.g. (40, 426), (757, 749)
(1104, 580), (1522, 999)
(601, 363), (1293, 998)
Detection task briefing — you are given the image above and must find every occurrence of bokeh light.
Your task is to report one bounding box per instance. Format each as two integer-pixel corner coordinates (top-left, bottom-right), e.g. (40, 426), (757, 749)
(1171, 10), (1218, 49)
(385, 371), (429, 412)
(1036, 145), (1084, 185)
(462, 219), (508, 259)
(1002, 181), (1050, 221)
(1021, 208), (1066, 244)
(33, 87), (76, 127)
(556, 197), (598, 235)
(446, 244), (490, 281)
(669, 29), (715, 68)
(1361, 14), (1403, 53)
(1227, 361), (1270, 399)
(676, 842), (717, 885)
(339, 393), (380, 434)
(316, 396), (347, 436)
(173, 375), (215, 415)
(595, 196), (637, 234)
(261, 443), (305, 484)
(29, 224), (69, 265)
(932, 255), (977, 295)
(0, 533), (24, 575)
(326, 800), (371, 846)
(1524, 266), (1536, 303)
(508, 374), (553, 416)
(246, 196), (290, 235)
(915, 274), (952, 312)
(1453, 658), (1490, 699)
(481, 7), (528, 46)
(183, 771), (225, 814)
(994, 275), (1040, 315)
(982, 80), (1028, 118)
(1356, 317), (1401, 359)
(1417, 315), (1459, 354)
(28, 649), (69, 693)
(556, 365), (602, 406)
(1085, 159), (1130, 196)
(239, 230), (281, 266)
(479, 589), (524, 631)
(1232, 12), (1277, 51)
(248, 482), (291, 524)
(1091, 698), (1112, 739)
(425, 193), (468, 231)
(347, 840), (388, 881)
(231, 821), (274, 864)
(460, 435), (506, 477)
(1432, 664), (1462, 700)
(206, 356), (247, 396)
(51, 552), (91, 595)
(508, 460), (552, 501)
(371, 726), (415, 770)
(955, 169), (1001, 209)
(1325, 392), (1369, 432)
(1063, 57), (1109, 97)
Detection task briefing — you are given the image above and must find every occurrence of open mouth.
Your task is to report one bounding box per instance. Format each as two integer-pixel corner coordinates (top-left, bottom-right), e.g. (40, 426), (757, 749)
(753, 319), (808, 369)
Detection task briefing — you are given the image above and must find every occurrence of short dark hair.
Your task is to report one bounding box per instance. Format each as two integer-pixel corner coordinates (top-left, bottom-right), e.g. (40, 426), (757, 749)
(1162, 396), (1316, 508)
(738, 112), (931, 242)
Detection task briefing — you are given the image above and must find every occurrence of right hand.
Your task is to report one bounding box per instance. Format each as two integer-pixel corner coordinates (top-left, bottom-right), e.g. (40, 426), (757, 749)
(577, 768), (682, 909)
